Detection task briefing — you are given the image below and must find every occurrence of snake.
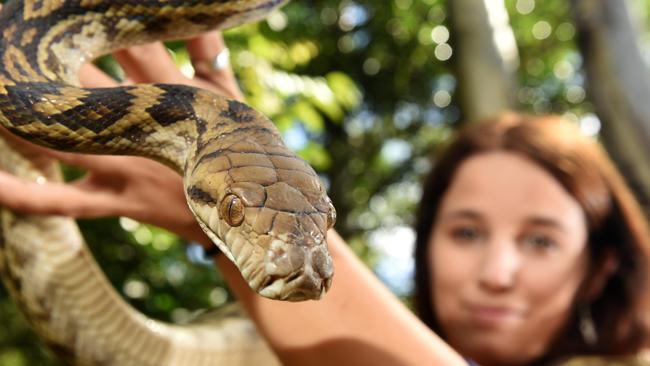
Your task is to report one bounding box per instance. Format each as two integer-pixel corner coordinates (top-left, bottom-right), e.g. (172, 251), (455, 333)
(0, 0), (336, 364)
(0, 133), (282, 364)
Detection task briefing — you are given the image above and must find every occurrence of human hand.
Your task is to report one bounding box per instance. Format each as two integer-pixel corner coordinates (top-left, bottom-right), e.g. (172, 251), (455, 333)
(0, 131), (203, 241)
(80, 31), (243, 101)
(0, 31), (242, 245)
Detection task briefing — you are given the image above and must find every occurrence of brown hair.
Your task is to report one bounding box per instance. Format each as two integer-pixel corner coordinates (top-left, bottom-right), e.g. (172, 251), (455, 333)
(413, 113), (650, 362)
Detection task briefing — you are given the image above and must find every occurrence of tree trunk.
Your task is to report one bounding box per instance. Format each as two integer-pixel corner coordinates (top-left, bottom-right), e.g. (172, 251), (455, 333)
(448, 0), (518, 122)
(571, 0), (650, 211)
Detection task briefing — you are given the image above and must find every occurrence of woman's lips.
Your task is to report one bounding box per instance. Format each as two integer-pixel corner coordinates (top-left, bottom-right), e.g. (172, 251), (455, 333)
(465, 303), (524, 328)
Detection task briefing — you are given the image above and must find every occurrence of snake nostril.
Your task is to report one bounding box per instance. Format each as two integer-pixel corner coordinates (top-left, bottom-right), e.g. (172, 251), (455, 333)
(311, 246), (334, 279)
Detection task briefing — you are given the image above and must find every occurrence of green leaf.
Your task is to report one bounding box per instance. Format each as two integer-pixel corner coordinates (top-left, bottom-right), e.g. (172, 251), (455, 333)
(291, 101), (325, 133)
(326, 71), (362, 110)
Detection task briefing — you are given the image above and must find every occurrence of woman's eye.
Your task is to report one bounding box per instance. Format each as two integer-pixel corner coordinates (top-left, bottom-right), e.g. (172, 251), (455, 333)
(522, 233), (556, 251)
(451, 226), (481, 242)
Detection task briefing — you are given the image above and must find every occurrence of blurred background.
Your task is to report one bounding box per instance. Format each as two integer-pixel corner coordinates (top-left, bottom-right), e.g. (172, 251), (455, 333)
(3, 0), (650, 364)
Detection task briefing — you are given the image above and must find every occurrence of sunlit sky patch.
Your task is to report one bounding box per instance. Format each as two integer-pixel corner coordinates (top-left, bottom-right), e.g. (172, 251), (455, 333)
(369, 226), (416, 296)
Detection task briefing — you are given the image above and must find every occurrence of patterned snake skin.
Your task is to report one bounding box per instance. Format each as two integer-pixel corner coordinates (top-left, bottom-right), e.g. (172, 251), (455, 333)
(0, 134), (281, 364)
(0, 0), (336, 364)
(0, 0), (336, 301)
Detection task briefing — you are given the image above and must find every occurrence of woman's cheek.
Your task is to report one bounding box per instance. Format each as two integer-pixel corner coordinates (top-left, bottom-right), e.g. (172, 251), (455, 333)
(429, 235), (479, 317)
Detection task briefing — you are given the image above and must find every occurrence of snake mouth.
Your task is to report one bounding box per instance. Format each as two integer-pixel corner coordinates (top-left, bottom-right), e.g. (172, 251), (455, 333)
(258, 241), (334, 301)
(189, 199), (334, 301)
(258, 269), (331, 301)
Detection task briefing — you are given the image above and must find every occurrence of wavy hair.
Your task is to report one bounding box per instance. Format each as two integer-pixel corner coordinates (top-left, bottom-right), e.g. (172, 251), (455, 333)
(413, 114), (650, 362)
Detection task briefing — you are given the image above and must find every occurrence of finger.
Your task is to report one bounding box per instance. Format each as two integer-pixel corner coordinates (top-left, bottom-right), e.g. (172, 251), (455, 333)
(187, 30), (226, 62)
(42, 150), (140, 175)
(0, 171), (118, 218)
(114, 42), (186, 84)
(187, 31), (244, 101)
(79, 63), (120, 88)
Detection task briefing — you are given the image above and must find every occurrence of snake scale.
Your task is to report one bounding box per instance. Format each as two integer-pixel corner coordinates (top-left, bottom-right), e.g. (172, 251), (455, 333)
(0, 0), (336, 364)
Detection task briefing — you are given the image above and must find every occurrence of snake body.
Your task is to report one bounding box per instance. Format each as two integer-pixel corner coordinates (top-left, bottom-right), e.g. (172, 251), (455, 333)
(0, 134), (281, 365)
(0, 0), (336, 364)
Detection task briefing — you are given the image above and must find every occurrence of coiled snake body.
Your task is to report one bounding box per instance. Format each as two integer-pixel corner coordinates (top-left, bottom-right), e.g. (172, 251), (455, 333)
(0, 0), (335, 364)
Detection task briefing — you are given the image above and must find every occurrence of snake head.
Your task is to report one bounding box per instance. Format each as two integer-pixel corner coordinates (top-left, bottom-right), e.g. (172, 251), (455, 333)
(185, 130), (335, 301)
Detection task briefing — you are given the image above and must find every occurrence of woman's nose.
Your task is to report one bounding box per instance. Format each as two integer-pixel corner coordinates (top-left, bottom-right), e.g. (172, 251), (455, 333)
(477, 239), (519, 292)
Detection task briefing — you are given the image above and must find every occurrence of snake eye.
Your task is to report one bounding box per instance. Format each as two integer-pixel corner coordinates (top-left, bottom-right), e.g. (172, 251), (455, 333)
(219, 194), (245, 227)
(326, 205), (337, 229)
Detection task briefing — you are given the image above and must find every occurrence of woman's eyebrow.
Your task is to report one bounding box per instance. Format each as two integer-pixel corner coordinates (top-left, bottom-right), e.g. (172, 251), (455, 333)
(524, 216), (567, 232)
(440, 209), (482, 221)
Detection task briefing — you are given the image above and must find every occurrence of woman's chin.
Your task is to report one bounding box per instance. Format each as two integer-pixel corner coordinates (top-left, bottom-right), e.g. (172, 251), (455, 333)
(446, 327), (543, 366)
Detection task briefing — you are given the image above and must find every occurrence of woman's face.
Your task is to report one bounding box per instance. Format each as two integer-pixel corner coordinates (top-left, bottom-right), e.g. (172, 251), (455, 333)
(429, 152), (589, 366)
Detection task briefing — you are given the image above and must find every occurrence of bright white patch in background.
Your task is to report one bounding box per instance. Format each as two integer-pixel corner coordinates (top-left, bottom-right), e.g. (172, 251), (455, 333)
(119, 216), (140, 232)
(179, 63), (194, 79)
(267, 10), (288, 31)
(339, 2), (369, 31)
(152, 234), (174, 251)
(124, 279), (150, 299)
(381, 139), (412, 165)
(186, 242), (215, 266)
(209, 287), (228, 307)
(134, 226), (153, 245)
(369, 226), (416, 296)
(264, 69), (336, 106)
(580, 114), (602, 137)
(236, 50), (255, 67)
(532, 21), (552, 40)
(565, 85), (586, 104)
(516, 0), (535, 14)
(430, 25), (450, 45)
(553, 60), (574, 80)
(283, 124), (308, 150)
(169, 47), (195, 78)
(434, 43), (453, 61)
(433, 90), (451, 108)
(485, 0), (520, 71)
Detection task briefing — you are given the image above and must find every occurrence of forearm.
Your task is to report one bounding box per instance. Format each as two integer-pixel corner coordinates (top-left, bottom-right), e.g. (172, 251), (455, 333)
(208, 231), (465, 366)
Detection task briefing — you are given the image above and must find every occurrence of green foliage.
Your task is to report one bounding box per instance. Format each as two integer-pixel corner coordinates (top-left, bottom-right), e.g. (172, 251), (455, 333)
(0, 0), (605, 364)
(504, 0), (590, 116)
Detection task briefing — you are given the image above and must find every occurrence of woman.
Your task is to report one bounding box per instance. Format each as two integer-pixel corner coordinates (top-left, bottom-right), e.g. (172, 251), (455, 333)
(1, 33), (649, 365)
(412, 115), (650, 365)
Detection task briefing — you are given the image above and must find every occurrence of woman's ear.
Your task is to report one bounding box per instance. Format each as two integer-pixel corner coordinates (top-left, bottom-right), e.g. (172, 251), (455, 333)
(583, 250), (619, 301)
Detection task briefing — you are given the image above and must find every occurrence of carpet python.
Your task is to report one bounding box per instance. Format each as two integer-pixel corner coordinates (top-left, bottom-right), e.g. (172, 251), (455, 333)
(0, 0), (335, 364)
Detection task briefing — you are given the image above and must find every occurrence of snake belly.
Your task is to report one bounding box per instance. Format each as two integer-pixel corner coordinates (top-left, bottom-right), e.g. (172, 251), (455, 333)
(0, 0), (336, 300)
